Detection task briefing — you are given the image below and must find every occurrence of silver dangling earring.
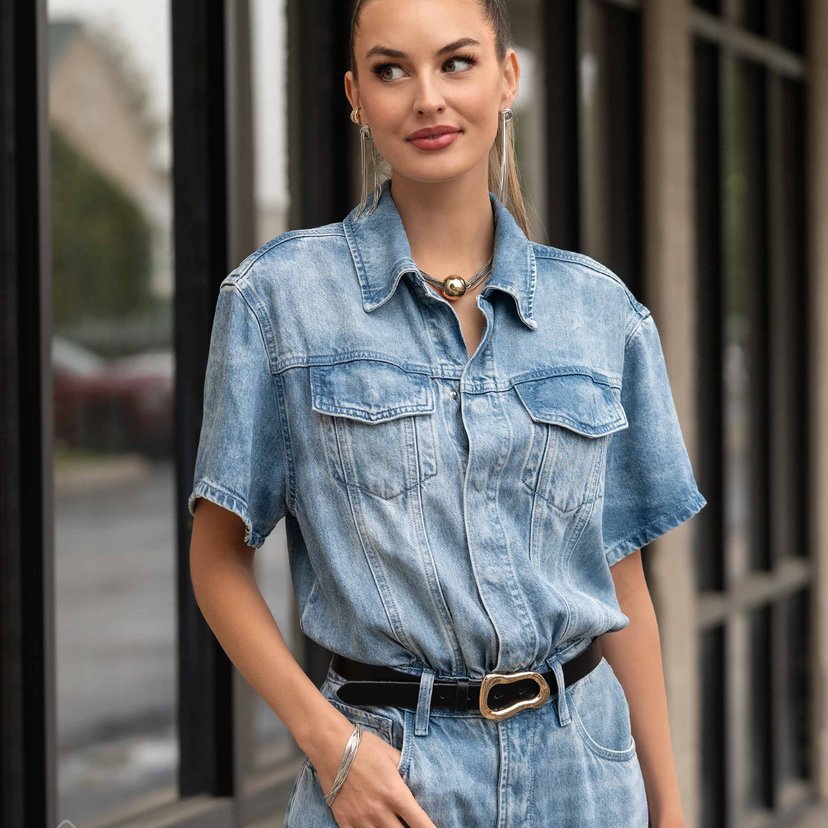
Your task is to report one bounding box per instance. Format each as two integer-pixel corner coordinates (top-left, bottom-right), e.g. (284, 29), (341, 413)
(498, 107), (514, 204)
(350, 106), (381, 218)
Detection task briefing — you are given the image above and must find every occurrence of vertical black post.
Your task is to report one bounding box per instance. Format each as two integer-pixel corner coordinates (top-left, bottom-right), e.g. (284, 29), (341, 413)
(542, 0), (580, 249)
(287, 0), (355, 686)
(0, 0), (56, 824)
(172, 0), (235, 797)
(287, 0), (354, 228)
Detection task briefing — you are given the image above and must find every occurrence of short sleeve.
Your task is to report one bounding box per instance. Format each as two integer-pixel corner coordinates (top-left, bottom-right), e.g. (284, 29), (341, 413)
(602, 310), (707, 565)
(188, 280), (288, 548)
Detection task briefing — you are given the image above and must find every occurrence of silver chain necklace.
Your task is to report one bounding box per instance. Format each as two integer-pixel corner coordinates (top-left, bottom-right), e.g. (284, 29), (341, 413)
(417, 253), (494, 301)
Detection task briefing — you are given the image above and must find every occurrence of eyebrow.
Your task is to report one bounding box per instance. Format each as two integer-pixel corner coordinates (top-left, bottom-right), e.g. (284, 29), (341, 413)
(365, 37), (481, 61)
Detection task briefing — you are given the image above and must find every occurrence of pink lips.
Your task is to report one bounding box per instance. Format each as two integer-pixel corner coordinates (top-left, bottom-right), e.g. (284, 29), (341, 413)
(407, 127), (461, 151)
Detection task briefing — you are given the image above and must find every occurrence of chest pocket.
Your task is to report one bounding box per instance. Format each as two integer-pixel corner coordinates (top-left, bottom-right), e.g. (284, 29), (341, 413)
(514, 371), (628, 513)
(309, 359), (438, 500)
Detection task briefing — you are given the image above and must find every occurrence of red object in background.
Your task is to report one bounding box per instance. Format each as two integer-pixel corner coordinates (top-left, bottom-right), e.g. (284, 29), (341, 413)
(52, 337), (173, 459)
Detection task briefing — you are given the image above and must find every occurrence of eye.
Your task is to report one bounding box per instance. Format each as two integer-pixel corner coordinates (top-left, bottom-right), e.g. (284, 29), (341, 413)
(372, 63), (405, 82)
(370, 53), (479, 82)
(443, 53), (478, 73)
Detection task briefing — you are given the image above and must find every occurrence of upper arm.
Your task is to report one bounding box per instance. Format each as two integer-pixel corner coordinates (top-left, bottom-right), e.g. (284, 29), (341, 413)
(190, 498), (255, 561)
(609, 548), (648, 606)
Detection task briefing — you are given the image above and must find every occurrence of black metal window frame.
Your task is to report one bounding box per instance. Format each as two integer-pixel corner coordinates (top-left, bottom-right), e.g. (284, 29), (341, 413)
(692, 3), (812, 826)
(1, 0), (56, 825)
(543, 0), (644, 299)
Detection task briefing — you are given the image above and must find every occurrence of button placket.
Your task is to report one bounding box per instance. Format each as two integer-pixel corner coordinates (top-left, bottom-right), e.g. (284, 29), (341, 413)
(459, 380), (540, 672)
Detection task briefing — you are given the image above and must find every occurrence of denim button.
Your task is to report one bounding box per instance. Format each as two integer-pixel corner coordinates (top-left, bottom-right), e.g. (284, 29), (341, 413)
(449, 389), (458, 399)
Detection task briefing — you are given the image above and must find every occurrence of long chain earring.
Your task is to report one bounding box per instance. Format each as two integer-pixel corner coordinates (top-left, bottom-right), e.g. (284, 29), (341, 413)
(350, 106), (381, 218)
(498, 107), (514, 204)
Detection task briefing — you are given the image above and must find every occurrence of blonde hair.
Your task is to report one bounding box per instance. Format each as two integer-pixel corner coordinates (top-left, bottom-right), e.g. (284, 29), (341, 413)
(349, 0), (532, 238)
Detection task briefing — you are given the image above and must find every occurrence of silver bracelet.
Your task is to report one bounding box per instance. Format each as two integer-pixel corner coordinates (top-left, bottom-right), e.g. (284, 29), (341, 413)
(323, 722), (363, 808)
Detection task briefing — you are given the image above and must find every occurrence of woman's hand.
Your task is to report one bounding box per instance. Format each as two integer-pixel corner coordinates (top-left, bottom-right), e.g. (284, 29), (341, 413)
(307, 714), (437, 827)
(189, 504), (434, 825)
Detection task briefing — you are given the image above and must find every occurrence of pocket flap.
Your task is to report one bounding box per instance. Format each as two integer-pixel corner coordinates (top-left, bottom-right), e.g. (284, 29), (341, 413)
(310, 360), (435, 423)
(514, 372), (628, 437)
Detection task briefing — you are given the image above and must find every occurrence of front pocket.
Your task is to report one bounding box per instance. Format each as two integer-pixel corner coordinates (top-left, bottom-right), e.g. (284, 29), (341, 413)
(327, 696), (395, 745)
(310, 359), (438, 500)
(515, 371), (628, 513)
(321, 665), (409, 776)
(568, 657), (637, 762)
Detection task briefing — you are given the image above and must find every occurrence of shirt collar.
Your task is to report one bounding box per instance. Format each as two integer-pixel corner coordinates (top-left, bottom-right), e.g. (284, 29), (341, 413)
(343, 178), (538, 330)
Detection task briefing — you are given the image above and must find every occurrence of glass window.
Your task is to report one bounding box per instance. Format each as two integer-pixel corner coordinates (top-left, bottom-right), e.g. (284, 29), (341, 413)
(48, 1), (177, 822)
(720, 54), (770, 580)
(577, 0), (642, 293)
(506, 0), (549, 243)
(693, 5), (811, 822)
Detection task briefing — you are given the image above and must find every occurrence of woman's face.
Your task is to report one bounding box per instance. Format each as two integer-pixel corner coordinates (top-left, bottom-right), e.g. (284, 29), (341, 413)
(345, 0), (519, 187)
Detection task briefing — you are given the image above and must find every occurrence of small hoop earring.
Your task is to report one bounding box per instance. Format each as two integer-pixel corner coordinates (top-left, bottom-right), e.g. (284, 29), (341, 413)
(498, 107), (514, 204)
(351, 106), (381, 218)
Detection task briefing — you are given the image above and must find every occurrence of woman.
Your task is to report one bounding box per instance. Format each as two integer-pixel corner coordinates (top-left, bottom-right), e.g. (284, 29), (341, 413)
(188, 0), (707, 826)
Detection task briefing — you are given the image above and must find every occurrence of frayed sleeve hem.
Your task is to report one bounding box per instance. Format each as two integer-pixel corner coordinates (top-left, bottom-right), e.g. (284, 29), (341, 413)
(188, 478), (268, 549)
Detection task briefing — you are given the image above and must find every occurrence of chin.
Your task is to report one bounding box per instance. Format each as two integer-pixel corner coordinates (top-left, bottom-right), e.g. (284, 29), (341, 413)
(395, 160), (480, 185)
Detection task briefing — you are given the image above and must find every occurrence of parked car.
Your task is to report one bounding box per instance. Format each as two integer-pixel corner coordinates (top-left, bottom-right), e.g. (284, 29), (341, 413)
(52, 336), (173, 459)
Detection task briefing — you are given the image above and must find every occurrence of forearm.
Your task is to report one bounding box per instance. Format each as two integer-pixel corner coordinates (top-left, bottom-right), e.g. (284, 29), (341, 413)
(189, 534), (352, 759)
(601, 575), (686, 827)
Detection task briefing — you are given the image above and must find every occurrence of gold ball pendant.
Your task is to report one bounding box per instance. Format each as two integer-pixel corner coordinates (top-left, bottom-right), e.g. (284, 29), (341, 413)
(442, 276), (467, 300)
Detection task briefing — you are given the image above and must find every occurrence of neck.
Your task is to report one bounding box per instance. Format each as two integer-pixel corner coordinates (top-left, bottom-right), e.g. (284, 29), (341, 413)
(389, 174), (496, 279)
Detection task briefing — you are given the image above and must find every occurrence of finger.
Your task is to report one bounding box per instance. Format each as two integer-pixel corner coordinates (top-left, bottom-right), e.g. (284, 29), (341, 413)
(374, 814), (409, 828)
(395, 790), (438, 828)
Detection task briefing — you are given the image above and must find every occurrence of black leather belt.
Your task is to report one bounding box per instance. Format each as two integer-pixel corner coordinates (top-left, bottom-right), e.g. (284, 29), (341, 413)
(331, 637), (603, 721)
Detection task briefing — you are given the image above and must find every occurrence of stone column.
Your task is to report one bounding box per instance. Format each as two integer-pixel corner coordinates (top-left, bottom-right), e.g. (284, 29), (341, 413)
(806, 0), (828, 804)
(642, 0), (701, 824)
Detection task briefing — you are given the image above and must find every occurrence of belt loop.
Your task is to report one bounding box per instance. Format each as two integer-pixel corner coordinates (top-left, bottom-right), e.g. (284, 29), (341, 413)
(456, 678), (469, 712)
(415, 667), (436, 736)
(550, 655), (571, 727)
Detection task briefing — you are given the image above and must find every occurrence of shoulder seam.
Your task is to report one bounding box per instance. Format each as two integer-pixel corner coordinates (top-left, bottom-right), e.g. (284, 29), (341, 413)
(221, 281), (273, 362)
(227, 227), (346, 282)
(532, 245), (620, 282)
(532, 245), (647, 319)
(625, 308), (653, 347)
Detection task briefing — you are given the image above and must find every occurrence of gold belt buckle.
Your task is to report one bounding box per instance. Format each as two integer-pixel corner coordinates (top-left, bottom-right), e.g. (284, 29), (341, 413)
(479, 670), (551, 721)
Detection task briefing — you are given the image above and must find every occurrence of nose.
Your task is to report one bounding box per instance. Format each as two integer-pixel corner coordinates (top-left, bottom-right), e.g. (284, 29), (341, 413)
(412, 73), (447, 116)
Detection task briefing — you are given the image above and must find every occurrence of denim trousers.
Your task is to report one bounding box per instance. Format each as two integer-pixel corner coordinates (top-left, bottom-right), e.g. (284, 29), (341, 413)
(283, 652), (649, 827)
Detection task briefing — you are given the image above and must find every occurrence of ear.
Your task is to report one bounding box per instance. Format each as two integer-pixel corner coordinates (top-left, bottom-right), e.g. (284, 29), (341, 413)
(500, 48), (520, 110)
(344, 71), (359, 114)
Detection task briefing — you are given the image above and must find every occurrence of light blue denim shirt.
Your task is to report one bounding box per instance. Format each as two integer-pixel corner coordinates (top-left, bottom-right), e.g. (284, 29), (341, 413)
(188, 177), (707, 679)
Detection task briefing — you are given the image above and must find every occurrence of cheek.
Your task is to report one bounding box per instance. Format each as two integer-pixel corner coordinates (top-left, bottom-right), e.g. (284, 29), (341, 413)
(464, 111), (500, 150)
(458, 90), (501, 132)
(365, 97), (408, 138)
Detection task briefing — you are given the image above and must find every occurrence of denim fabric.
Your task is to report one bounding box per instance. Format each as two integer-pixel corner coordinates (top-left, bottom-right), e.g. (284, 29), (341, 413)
(188, 176), (706, 824)
(283, 657), (649, 826)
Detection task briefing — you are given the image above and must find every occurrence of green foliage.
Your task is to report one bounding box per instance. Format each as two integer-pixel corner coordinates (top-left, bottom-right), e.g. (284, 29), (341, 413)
(50, 125), (154, 328)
